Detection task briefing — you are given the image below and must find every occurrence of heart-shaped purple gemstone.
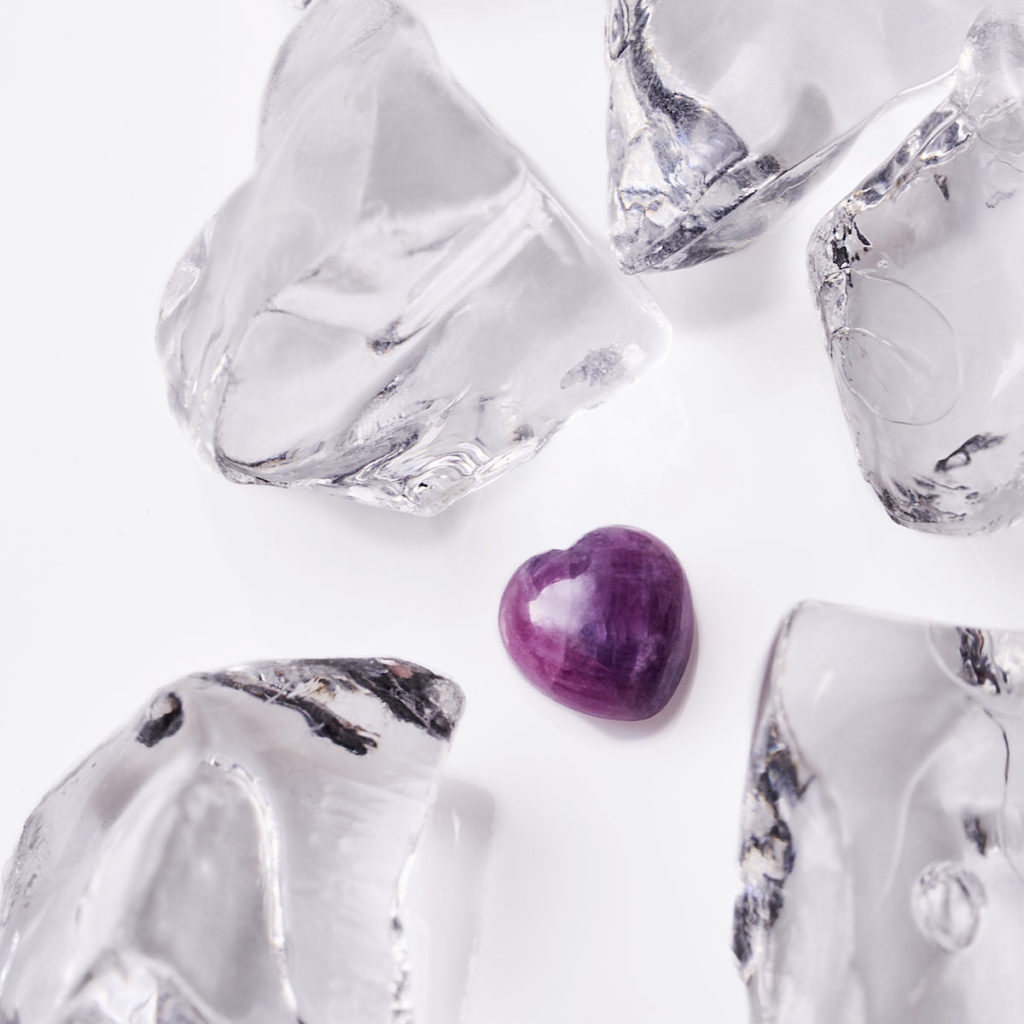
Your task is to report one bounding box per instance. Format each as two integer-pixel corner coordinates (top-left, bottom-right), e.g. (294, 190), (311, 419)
(498, 526), (695, 721)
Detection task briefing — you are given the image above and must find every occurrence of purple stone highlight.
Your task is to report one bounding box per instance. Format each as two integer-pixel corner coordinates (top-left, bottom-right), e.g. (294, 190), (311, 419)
(498, 526), (695, 721)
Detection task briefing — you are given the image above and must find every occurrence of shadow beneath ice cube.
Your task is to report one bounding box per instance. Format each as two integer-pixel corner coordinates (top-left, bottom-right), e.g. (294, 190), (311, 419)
(307, 480), (482, 546)
(589, 622), (702, 742)
(642, 227), (794, 334)
(201, 467), (482, 570)
(403, 778), (496, 1024)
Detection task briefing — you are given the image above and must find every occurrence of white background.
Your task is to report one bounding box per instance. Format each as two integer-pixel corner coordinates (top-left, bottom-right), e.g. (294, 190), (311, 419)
(3, 1), (1024, 1021)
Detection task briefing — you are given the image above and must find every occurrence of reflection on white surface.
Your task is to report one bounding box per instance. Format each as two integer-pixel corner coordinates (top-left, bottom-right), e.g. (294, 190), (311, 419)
(405, 779), (495, 1023)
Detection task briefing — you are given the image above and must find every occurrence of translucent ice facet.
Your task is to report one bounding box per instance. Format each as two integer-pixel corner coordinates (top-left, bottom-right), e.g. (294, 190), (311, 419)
(607, 0), (984, 271)
(735, 601), (1024, 1023)
(809, 9), (1024, 534)
(159, 0), (669, 516)
(0, 659), (463, 1024)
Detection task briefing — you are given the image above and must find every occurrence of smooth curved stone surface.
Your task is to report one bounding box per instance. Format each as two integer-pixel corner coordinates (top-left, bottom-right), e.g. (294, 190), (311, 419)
(607, 0), (983, 271)
(498, 526), (694, 720)
(736, 601), (1024, 1023)
(809, 9), (1024, 534)
(159, 0), (669, 516)
(0, 659), (463, 1024)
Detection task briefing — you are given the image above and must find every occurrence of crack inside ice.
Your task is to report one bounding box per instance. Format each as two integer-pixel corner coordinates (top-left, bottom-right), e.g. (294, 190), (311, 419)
(159, 0), (669, 516)
(809, 8), (1024, 534)
(0, 659), (464, 1024)
(737, 602), (1024, 1023)
(607, 0), (985, 270)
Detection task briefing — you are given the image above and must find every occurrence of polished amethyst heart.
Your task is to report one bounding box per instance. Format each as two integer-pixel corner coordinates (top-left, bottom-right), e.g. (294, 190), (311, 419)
(498, 526), (695, 720)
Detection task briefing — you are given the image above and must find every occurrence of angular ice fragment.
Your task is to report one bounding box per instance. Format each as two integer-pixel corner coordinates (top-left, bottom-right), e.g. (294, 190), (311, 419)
(735, 601), (1024, 1023)
(607, 0), (983, 271)
(809, 9), (1024, 534)
(0, 658), (464, 1024)
(159, 0), (669, 516)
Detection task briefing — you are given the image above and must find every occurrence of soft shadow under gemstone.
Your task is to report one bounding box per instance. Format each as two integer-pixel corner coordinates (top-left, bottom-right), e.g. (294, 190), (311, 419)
(498, 526), (694, 720)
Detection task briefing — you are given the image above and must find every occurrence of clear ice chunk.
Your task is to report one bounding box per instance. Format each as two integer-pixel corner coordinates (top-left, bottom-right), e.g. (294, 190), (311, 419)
(735, 601), (1024, 1023)
(159, 0), (669, 516)
(607, 0), (984, 271)
(0, 658), (464, 1024)
(809, 8), (1024, 534)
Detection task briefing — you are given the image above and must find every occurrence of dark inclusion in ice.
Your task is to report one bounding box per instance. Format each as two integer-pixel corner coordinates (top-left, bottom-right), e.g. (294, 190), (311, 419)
(810, 9), (1024, 534)
(0, 659), (463, 1024)
(606, 0), (983, 271)
(736, 602), (1024, 1023)
(158, 0), (668, 517)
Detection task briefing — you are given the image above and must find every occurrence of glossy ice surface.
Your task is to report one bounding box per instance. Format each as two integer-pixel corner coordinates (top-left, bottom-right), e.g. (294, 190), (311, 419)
(0, 659), (463, 1024)
(18, 0), (1024, 1019)
(498, 526), (694, 720)
(810, 9), (1024, 534)
(607, 0), (983, 271)
(736, 602), (1024, 1023)
(159, 0), (669, 516)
